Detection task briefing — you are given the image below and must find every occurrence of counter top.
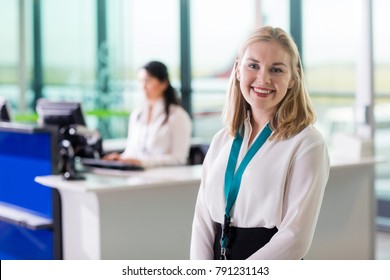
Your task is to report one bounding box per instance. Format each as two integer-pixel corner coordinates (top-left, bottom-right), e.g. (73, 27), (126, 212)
(35, 164), (203, 193)
(35, 157), (380, 194)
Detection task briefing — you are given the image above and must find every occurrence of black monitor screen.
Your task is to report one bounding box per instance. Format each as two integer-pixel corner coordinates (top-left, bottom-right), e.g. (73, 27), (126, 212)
(0, 99), (11, 122)
(36, 99), (86, 129)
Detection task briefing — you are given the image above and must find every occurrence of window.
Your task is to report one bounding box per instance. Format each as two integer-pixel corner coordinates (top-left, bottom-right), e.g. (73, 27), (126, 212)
(373, 0), (390, 226)
(302, 0), (359, 144)
(39, 0), (180, 139)
(191, 0), (289, 141)
(0, 0), (19, 113)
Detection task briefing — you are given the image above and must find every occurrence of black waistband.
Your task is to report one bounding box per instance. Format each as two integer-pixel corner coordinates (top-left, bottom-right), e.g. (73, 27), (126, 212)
(213, 223), (278, 260)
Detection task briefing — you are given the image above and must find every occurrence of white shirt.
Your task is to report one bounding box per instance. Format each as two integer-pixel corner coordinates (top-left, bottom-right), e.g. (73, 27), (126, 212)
(190, 116), (330, 259)
(121, 98), (192, 168)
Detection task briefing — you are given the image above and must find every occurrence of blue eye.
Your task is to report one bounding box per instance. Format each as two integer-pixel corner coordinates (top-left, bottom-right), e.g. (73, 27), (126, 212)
(271, 67), (283, 73)
(248, 63), (260, 69)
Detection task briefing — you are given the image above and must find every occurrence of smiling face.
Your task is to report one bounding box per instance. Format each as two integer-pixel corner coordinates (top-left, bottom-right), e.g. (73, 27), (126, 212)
(237, 40), (295, 121)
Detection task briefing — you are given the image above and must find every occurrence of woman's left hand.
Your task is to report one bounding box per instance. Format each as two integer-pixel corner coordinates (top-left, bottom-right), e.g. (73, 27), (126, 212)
(117, 158), (142, 166)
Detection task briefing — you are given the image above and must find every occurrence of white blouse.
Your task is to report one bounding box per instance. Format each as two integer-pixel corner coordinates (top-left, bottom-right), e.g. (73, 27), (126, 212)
(190, 116), (330, 259)
(121, 98), (192, 168)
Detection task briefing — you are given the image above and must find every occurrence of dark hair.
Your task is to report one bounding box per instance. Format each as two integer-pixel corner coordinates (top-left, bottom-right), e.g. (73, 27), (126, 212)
(142, 61), (179, 123)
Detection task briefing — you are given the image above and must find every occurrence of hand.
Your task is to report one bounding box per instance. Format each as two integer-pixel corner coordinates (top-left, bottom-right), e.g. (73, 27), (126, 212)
(102, 152), (121, 161)
(117, 158), (142, 166)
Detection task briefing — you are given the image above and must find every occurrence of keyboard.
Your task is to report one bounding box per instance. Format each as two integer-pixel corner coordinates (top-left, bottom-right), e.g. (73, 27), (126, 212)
(80, 158), (144, 171)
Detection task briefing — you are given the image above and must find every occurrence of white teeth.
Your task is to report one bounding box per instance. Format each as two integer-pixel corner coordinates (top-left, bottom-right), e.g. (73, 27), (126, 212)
(253, 88), (272, 94)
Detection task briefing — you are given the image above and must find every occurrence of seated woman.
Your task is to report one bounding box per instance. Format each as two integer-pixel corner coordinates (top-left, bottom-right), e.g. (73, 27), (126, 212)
(104, 61), (192, 168)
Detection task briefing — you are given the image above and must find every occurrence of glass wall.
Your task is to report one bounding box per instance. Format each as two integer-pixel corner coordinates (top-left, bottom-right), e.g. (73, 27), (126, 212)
(373, 0), (390, 227)
(99, 0), (179, 138)
(0, 0), (389, 227)
(39, 0), (180, 138)
(302, 0), (359, 145)
(0, 0), (20, 114)
(41, 0), (96, 101)
(190, 0), (289, 141)
(0, 0), (34, 120)
(120, 0), (180, 130)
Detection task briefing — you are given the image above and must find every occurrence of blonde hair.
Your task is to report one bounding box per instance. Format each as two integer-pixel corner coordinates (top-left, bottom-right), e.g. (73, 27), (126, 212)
(222, 26), (316, 140)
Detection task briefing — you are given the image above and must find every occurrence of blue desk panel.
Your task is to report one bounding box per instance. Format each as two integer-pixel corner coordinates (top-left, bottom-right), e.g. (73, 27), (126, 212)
(0, 130), (53, 219)
(0, 221), (53, 260)
(0, 128), (57, 259)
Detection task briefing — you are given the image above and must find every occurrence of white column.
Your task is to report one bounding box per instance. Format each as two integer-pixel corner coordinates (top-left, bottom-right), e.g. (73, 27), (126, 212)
(18, 0), (26, 112)
(355, 0), (376, 260)
(255, 0), (263, 28)
(355, 0), (374, 149)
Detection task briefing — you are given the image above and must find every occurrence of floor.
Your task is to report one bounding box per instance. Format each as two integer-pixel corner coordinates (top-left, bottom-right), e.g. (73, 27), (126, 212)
(376, 229), (390, 259)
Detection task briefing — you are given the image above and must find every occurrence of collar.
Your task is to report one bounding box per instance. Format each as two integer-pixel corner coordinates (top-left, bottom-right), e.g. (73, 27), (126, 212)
(140, 98), (165, 122)
(243, 110), (253, 136)
(242, 110), (272, 141)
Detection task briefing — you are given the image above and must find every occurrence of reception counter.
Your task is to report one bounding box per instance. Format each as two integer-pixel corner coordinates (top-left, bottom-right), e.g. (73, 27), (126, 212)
(306, 158), (376, 260)
(36, 165), (202, 260)
(35, 158), (376, 260)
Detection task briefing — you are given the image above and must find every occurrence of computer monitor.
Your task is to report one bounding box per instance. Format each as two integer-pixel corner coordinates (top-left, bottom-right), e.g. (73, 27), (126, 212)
(36, 99), (86, 129)
(36, 99), (102, 159)
(0, 98), (11, 122)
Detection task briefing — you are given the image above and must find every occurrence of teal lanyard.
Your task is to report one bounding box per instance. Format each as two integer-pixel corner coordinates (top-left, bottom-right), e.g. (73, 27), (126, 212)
(221, 123), (272, 252)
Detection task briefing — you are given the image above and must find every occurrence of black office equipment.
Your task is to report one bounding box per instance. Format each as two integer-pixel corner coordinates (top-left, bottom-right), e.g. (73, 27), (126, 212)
(36, 99), (86, 128)
(0, 98), (11, 122)
(80, 158), (144, 171)
(36, 99), (103, 179)
(188, 143), (209, 165)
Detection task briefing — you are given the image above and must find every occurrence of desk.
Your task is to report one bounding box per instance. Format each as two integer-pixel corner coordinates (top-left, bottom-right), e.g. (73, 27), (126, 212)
(36, 166), (202, 260)
(305, 158), (376, 260)
(35, 159), (376, 259)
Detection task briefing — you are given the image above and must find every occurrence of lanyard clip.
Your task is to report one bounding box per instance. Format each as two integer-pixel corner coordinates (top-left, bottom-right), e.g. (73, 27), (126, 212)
(220, 215), (233, 260)
(220, 247), (227, 260)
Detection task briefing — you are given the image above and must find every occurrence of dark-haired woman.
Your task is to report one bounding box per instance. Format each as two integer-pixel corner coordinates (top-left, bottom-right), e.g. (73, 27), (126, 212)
(104, 61), (192, 168)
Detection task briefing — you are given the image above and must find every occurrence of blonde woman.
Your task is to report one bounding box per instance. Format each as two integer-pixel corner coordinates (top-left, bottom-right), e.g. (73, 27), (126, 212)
(190, 26), (330, 260)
